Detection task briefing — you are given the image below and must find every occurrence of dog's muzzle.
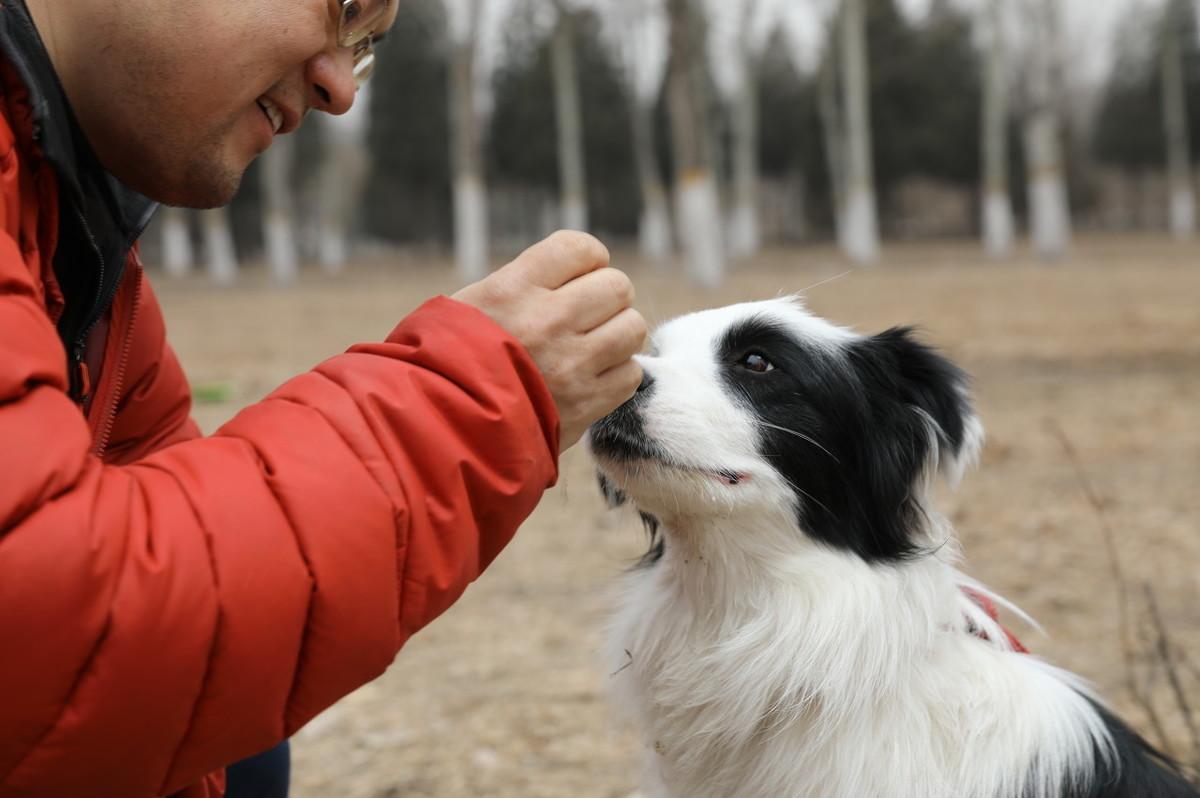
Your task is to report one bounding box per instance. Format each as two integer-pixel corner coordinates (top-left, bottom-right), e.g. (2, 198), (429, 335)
(589, 372), (664, 463)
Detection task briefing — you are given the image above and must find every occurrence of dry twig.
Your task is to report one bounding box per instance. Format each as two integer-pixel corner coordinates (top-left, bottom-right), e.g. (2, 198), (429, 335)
(1047, 420), (1200, 773)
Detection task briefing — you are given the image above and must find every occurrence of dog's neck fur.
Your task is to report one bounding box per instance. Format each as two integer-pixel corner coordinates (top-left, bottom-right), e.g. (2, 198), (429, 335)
(608, 507), (1110, 798)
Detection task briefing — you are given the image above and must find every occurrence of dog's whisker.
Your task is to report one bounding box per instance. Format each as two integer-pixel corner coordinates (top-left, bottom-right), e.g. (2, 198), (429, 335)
(755, 421), (841, 464)
(783, 478), (835, 518)
(797, 269), (854, 296)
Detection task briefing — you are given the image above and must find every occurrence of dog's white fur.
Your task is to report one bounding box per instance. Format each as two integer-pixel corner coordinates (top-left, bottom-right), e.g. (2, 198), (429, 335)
(595, 299), (1118, 798)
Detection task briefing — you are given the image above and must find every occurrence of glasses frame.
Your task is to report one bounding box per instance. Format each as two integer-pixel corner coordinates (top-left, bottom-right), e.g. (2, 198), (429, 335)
(335, 0), (390, 87)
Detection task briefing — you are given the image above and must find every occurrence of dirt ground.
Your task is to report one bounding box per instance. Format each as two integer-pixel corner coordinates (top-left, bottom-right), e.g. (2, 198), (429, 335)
(155, 235), (1200, 797)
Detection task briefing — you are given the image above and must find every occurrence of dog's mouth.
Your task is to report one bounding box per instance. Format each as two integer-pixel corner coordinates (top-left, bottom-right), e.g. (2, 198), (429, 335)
(588, 420), (748, 487)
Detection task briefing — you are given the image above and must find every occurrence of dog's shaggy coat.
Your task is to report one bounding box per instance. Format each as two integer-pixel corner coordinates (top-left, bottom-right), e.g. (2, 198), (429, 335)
(589, 298), (1196, 798)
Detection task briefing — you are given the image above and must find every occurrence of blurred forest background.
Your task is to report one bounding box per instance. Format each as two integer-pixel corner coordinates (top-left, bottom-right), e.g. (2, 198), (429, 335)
(147, 0), (1200, 286)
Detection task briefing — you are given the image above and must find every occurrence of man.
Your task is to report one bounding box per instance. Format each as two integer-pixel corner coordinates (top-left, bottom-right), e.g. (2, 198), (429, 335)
(0, 0), (646, 796)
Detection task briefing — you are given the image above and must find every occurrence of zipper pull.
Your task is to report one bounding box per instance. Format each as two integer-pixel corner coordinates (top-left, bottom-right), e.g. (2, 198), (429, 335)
(70, 346), (91, 406)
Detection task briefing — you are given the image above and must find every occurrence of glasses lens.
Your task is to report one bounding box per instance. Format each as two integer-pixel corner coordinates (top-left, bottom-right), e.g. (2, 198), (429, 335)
(339, 0), (389, 47)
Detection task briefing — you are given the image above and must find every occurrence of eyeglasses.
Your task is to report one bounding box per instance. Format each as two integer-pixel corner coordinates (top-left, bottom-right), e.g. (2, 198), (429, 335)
(334, 0), (392, 87)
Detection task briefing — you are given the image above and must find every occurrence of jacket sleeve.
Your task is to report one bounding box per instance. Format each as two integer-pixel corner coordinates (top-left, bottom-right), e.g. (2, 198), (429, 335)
(0, 230), (560, 797)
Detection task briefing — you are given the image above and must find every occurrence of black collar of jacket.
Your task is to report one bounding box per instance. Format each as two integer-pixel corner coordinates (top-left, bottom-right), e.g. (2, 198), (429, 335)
(0, 0), (159, 364)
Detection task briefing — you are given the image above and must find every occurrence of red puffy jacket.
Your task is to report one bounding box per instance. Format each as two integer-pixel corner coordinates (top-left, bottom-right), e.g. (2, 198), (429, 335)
(0, 13), (560, 798)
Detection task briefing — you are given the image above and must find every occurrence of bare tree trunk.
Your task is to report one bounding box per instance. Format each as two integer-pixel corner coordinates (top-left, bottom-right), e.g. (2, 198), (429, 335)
(840, 0), (879, 264)
(1023, 0), (1070, 260)
(817, 38), (847, 247)
(552, 5), (588, 231)
(982, 0), (1015, 258)
(1162, 0), (1195, 239)
(161, 206), (193, 277)
(201, 207), (237, 285)
(317, 83), (372, 273)
(449, 0), (488, 282)
(667, 0), (725, 287)
(630, 93), (673, 260)
(610, 0), (671, 261)
(728, 0), (762, 260)
(261, 136), (299, 284)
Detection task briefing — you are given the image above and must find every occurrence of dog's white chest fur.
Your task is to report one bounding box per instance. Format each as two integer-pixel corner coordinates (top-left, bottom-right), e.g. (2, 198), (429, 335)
(607, 521), (1104, 798)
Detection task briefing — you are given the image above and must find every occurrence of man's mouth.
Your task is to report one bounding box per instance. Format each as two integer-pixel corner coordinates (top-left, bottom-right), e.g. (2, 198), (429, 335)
(256, 97), (284, 135)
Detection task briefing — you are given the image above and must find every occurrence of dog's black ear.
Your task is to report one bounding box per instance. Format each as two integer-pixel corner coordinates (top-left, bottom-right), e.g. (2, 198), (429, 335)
(597, 471), (628, 508)
(854, 327), (980, 481)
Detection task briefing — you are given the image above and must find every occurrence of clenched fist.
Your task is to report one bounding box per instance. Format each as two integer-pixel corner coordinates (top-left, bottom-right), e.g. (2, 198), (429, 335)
(452, 231), (647, 452)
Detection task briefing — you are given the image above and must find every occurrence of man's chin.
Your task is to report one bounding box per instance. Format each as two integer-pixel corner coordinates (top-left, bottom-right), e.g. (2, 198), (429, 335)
(158, 165), (244, 209)
(115, 155), (245, 209)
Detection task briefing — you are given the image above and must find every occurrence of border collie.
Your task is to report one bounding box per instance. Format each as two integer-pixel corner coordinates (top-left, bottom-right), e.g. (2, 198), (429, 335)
(588, 297), (1196, 798)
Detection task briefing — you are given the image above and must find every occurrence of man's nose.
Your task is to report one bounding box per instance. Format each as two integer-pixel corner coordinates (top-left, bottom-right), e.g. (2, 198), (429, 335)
(305, 49), (358, 116)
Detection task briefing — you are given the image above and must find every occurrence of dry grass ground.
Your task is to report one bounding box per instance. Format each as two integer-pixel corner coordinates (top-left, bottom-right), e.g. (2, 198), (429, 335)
(155, 235), (1200, 797)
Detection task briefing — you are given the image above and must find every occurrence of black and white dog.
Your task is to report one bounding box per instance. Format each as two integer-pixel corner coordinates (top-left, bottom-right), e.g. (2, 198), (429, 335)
(589, 298), (1196, 798)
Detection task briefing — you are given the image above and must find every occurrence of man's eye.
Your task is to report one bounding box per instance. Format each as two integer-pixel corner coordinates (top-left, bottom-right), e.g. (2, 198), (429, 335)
(738, 352), (774, 373)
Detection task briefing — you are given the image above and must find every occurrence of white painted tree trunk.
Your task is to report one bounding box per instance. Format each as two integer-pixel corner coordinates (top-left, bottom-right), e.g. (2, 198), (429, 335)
(641, 193), (673, 261)
(1024, 113), (1070, 259)
(1024, 115), (1070, 258)
(728, 59), (761, 259)
(1162, 0), (1195, 239)
(983, 194), (1015, 257)
(981, 0), (1015, 259)
(261, 136), (299, 284)
(454, 174), (488, 282)
(161, 206), (193, 277)
(630, 97), (672, 261)
(552, 7), (589, 231)
(677, 172), (725, 288)
(840, 0), (879, 264)
(1023, 0), (1070, 260)
(667, 0), (725, 286)
(728, 0), (763, 260)
(449, 8), (489, 283)
(201, 207), (237, 285)
(317, 83), (372, 274)
(817, 43), (847, 248)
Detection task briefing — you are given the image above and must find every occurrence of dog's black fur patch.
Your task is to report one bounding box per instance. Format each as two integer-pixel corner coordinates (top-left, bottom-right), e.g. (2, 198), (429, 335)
(717, 317), (971, 562)
(589, 370), (663, 464)
(636, 511), (664, 568)
(597, 472), (628, 508)
(592, 374), (665, 568)
(1032, 697), (1199, 797)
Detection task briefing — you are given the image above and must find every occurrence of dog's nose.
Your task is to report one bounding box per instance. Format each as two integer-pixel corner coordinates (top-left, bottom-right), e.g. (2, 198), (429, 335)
(636, 370), (654, 394)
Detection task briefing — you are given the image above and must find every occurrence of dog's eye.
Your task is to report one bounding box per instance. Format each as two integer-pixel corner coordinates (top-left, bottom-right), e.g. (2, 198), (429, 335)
(738, 352), (774, 373)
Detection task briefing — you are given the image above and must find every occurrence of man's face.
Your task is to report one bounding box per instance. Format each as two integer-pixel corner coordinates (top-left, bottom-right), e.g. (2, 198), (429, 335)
(57, 0), (395, 208)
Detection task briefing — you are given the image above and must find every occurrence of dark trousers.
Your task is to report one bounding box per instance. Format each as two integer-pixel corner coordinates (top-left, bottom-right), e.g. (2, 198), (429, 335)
(225, 740), (290, 798)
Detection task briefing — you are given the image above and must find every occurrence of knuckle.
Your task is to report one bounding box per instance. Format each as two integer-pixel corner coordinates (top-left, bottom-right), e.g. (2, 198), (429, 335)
(537, 299), (572, 335)
(551, 229), (608, 267)
(626, 307), (648, 337)
(601, 268), (635, 307)
(477, 272), (514, 305)
(619, 309), (648, 350)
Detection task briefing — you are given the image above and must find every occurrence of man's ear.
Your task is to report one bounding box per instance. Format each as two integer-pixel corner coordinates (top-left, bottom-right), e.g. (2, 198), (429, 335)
(597, 471), (628, 508)
(856, 327), (983, 484)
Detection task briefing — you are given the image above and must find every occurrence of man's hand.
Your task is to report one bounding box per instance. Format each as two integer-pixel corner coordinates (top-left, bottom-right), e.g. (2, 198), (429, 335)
(452, 231), (647, 452)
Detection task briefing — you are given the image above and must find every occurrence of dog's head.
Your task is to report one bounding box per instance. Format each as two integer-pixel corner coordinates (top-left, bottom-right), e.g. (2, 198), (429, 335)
(588, 297), (982, 562)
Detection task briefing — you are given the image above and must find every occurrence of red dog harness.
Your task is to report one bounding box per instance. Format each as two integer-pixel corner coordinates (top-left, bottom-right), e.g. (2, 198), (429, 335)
(962, 587), (1029, 654)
